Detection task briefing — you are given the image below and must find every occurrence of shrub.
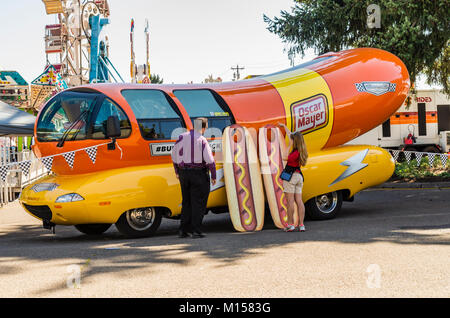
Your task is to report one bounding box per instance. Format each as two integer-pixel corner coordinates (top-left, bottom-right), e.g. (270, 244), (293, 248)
(393, 156), (450, 181)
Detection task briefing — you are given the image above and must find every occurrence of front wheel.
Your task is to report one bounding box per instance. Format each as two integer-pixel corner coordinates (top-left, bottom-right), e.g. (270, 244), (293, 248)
(115, 207), (162, 238)
(74, 223), (112, 235)
(305, 191), (343, 220)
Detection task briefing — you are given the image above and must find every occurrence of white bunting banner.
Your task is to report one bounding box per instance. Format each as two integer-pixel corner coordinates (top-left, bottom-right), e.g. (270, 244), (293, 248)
(3, 142), (448, 183)
(0, 142), (113, 180)
(391, 150), (400, 161)
(0, 164), (10, 182)
(41, 156), (54, 172)
(62, 151), (76, 169)
(404, 151), (412, 165)
(18, 160), (32, 176)
(427, 153), (436, 167)
(387, 149), (449, 168)
(85, 146), (98, 164)
(440, 154), (448, 167)
(415, 152), (423, 166)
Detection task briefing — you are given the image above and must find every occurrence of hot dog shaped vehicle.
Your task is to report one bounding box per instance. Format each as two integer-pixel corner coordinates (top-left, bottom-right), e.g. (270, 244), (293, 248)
(19, 47), (409, 237)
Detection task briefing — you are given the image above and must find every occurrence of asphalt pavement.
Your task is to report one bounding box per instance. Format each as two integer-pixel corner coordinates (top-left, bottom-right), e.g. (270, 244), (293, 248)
(0, 188), (449, 298)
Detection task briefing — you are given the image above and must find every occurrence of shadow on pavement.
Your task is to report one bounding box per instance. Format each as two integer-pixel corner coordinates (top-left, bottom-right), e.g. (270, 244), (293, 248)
(0, 188), (449, 295)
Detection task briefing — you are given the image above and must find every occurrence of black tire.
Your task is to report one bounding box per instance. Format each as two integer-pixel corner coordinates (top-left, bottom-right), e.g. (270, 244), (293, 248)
(74, 223), (112, 235)
(115, 207), (162, 238)
(305, 191), (343, 220)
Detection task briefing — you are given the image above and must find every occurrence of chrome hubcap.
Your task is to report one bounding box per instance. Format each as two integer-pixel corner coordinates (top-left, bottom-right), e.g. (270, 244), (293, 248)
(315, 192), (338, 214)
(126, 208), (155, 231)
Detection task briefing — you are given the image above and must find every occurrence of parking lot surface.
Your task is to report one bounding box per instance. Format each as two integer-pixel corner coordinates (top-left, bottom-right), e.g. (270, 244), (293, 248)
(0, 188), (449, 298)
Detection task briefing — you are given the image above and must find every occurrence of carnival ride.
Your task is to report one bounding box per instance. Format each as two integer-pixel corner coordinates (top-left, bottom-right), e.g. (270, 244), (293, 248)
(0, 71), (30, 109)
(18, 47), (410, 237)
(32, 0), (123, 111)
(130, 19), (151, 84)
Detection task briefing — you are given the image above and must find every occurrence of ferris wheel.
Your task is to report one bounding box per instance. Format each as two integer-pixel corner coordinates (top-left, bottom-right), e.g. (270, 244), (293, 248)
(42, 0), (120, 86)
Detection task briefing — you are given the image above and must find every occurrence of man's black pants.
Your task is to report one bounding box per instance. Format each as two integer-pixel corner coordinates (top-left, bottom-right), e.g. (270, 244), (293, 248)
(178, 168), (210, 234)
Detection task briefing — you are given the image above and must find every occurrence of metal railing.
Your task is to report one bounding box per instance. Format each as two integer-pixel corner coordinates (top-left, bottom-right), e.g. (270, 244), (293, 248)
(0, 147), (47, 207)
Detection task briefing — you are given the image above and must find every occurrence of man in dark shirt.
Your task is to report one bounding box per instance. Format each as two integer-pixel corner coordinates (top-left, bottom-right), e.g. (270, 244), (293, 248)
(171, 117), (216, 238)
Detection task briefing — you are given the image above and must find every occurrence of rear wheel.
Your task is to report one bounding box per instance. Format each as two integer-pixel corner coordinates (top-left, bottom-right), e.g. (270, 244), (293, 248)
(115, 207), (162, 238)
(305, 191), (343, 220)
(74, 223), (112, 235)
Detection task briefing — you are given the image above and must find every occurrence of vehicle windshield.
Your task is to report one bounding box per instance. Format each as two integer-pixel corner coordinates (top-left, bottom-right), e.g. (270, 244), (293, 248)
(36, 91), (98, 142)
(36, 90), (131, 142)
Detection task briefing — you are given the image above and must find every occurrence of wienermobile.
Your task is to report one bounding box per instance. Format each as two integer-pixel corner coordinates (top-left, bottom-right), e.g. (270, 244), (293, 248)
(19, 48), (410, 237)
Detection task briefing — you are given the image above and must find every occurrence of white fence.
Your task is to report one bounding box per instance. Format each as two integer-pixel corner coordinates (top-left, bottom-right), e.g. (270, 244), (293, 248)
(0, 147), (47, 207)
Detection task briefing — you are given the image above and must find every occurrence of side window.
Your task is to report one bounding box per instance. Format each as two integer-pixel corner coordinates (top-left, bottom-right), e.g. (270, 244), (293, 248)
(91, 98), (131, 139)
(121, 89), (184, 140)
(382, 119), (391, 137)
(208, 117), (233, 132)
(417, 103), (427, 136)
(173, 89), (233, 132)
(36, 92), (97, 142)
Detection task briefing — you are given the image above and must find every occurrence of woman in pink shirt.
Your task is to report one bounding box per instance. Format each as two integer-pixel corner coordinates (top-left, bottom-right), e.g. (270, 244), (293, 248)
(278, 124), (308, 232)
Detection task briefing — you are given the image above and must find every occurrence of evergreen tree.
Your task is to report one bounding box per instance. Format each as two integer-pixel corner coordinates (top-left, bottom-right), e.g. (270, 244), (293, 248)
(150, 74), (164, 84)
(264, 0), (450, 95)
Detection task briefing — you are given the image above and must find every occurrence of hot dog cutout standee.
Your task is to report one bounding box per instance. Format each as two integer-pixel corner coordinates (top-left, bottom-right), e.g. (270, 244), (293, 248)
(223, 125), (264, 232)
(258, 125), (299, 229)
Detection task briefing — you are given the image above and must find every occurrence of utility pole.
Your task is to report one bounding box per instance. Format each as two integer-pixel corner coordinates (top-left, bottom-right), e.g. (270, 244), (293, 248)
(231, 64), (245, 81)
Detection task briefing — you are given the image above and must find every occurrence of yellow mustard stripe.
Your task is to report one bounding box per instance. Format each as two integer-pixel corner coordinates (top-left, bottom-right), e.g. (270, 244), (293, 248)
(269, 144), (288, 222)
(234, 144), (253, 226)
(262, 68), (334, 153)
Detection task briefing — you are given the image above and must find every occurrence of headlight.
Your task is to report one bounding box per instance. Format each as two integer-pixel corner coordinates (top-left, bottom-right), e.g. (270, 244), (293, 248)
(55, 193), (85, 203)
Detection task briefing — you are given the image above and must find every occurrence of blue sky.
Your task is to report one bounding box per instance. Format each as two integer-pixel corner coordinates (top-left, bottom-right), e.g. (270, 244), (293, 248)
(0, 0), (306, 84)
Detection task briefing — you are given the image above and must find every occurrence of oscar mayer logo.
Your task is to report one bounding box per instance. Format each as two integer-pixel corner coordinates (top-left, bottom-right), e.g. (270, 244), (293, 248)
(291, 94), (329, 134)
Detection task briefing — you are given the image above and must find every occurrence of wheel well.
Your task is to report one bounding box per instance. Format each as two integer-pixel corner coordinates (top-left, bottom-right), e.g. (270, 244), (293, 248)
(305, 189), (349, 205)
(156, 206), (173, 218)
(340, 189), (353, 202)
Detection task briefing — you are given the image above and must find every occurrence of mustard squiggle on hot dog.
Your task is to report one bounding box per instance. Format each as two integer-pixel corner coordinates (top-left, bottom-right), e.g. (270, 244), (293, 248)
(269, 144), (288, 222)
(234, 143), (254, 226)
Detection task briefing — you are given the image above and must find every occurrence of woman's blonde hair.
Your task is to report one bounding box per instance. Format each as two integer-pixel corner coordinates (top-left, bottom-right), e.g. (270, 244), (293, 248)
(291, 132), (308, 166)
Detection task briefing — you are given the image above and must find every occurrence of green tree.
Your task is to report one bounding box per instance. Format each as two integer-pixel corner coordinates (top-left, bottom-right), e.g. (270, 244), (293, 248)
(264, 0), (450, 96)
(150, 74), (164, 84)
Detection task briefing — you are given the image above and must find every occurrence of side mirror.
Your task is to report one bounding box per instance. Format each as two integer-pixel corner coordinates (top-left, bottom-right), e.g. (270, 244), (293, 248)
(106, 116), (121, 150)
(106, 116), (121, 138)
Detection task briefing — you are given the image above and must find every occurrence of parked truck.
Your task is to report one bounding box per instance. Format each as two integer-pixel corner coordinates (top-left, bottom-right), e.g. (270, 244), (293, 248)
(347, 89), (450, 153)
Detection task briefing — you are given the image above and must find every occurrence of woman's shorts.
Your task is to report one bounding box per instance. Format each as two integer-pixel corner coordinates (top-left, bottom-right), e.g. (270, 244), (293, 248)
(283, 172), (304, 194)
